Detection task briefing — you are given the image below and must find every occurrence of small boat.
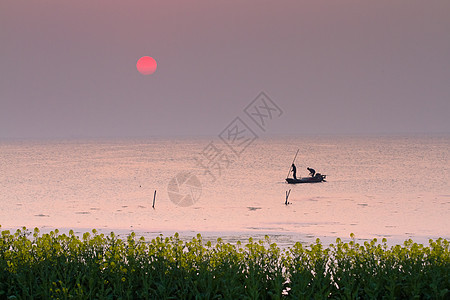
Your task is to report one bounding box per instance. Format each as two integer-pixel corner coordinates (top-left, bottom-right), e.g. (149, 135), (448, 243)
(286, 173), (326, 184)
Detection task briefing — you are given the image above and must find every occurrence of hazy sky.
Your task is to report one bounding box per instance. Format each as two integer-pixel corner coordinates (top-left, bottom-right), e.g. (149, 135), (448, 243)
(1, 1), (449, 139)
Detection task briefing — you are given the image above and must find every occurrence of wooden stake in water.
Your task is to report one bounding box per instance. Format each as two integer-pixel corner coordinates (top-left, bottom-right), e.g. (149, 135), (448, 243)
(152, 190), (156, 209)
(285, 189), (291, 205)
(286, 149), (300, 179)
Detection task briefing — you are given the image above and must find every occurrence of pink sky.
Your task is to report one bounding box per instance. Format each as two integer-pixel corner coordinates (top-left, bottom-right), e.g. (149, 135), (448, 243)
(1, 1), (449, 138)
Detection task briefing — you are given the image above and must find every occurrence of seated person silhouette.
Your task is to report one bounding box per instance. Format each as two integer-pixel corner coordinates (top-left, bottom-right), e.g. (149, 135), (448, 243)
(307, 167), (315, 177)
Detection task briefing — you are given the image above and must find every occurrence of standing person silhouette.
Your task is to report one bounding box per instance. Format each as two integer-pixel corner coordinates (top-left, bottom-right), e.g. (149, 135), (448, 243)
(307, 167), (315, 177)
(291, 164), (297, 180)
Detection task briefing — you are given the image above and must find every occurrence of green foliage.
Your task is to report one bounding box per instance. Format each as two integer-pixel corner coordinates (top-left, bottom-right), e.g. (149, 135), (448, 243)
(0, 225), (449, 299)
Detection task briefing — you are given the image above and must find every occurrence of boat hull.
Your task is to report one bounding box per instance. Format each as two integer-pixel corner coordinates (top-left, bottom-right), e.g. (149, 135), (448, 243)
(286, 175), (326, 184)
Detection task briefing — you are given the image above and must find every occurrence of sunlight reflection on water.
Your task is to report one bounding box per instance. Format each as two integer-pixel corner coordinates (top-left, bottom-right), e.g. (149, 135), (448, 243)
(1, 136), (449, 246)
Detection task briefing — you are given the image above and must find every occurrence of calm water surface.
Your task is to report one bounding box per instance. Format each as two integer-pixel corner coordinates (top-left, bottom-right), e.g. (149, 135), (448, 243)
(1, 136), (449, 246)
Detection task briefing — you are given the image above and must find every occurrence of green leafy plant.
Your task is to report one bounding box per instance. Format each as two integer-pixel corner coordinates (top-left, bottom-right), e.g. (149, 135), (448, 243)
(0, 226), (448, 299)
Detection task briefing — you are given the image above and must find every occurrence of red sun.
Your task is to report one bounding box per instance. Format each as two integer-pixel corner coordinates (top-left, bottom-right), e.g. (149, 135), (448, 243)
(136, 56), (157, 75)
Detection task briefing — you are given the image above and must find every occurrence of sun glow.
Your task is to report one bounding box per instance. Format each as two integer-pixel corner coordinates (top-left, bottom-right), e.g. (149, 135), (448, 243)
(136, 56), (157, 75)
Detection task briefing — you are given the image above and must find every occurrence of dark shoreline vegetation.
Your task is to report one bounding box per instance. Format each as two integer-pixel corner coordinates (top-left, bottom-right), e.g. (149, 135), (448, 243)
(1, 227), (449, 299)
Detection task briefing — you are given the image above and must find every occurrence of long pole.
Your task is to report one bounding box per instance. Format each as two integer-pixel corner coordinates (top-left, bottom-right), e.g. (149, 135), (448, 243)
(286, 149), (299, 179)
(152, 190), (156, 209)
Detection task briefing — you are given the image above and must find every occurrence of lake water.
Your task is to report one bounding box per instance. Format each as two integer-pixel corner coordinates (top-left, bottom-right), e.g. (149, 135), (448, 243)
(1, 136), (449, 246)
